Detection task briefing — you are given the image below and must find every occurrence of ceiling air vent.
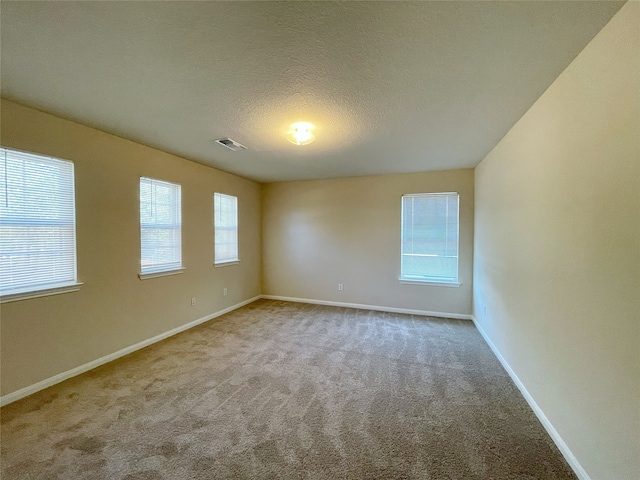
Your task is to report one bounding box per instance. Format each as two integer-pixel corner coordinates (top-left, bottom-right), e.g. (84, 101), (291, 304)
(215, 138), (247, 151)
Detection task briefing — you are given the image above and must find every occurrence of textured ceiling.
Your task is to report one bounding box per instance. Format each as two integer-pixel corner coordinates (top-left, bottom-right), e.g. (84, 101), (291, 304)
(0, 1), (624, 182)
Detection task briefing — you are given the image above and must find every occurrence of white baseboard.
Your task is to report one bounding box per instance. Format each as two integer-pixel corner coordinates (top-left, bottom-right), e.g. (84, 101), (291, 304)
(471, 315), (590, 480)
(0, 295), (261, 407)
(261, 294), (473, 320)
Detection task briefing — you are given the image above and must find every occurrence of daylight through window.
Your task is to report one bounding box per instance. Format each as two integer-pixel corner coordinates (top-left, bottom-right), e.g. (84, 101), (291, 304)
(140, 177), (182, 274)
(214, 193), (238, 265)
(0, 147), (78, 297)
(401, 192), (459, 284)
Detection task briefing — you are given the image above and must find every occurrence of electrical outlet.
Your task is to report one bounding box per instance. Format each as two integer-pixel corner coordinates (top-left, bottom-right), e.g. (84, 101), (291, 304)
(223, 288), (228, 296)
(483, 305), (487, 316)
(338, 283), (343, 291)
(191, 297), (197, 306)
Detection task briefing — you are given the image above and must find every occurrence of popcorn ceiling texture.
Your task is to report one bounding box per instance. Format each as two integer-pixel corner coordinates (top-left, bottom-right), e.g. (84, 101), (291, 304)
(0, 1), (623, 182)
(1, 300), (576, 479)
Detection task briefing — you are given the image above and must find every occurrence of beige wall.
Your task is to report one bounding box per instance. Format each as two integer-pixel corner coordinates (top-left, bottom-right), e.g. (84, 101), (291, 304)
(0, 99), (262, 396)
(2, 6), (637, 477)
(262, 170), (473, 315)
(473, 3), (639, 479)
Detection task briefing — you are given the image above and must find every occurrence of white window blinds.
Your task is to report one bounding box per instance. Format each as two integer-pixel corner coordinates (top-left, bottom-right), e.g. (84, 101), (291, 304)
(214, 193), (238, 264)
(0, 147), (77, 296)
(140, 177), (182, 274)
(401, 192), (459, 284)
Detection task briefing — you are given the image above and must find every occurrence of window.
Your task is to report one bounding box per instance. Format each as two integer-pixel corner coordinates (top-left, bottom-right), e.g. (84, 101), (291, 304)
(139, 177), (182, 277)
(401, 192), (459, 284)
(214, 193), (238, 265)
(0, 147), (79, 300)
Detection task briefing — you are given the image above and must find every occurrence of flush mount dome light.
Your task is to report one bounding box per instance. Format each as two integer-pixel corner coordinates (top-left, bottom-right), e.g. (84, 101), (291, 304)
(287, 122), (316, 146)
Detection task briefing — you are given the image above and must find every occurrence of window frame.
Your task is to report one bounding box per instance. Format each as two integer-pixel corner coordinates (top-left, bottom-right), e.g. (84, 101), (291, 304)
(138, 176), (184, 279)
(399, 192), (460, 286)
(213, 192), (239, 266)
(0, 146), (82, 303)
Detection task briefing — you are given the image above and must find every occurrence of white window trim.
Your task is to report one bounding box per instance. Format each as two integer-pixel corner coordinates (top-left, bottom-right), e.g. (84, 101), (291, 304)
(139, 177), (183, 276)
(213, 192), (239, 265)
(1, 282), (83, 303)
(399, 278), (461, 287)
(213, 260), (240, 268)
(400, 192), (460, 285)
(138, 267), (185, 280)
(0, 147), (79, 298)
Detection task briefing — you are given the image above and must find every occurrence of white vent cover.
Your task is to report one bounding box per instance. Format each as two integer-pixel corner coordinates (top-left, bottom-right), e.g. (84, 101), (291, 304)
(215, 138), (247, 151)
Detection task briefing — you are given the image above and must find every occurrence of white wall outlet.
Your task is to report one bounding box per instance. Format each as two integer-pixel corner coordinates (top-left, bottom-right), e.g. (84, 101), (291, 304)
(191, 297), (197, 306)
(338, 283), (343, 291)
(483, 304), (487, 316)
(223, 288), (228, 296)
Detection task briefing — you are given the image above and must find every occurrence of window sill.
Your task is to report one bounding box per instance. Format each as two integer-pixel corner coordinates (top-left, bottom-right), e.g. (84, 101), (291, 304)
(214, 260), (240, 268)
(399, 278), (460, 288)
(1, 282), (84, 303)
(139, 267), (185, 280)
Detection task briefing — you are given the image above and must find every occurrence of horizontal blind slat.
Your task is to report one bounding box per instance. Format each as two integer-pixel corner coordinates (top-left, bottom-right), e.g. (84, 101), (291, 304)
(140, 177), (182, 273)
(214, 193), (239, 263)
(400, 192), (459, 282)
(0, 147), (78, 294)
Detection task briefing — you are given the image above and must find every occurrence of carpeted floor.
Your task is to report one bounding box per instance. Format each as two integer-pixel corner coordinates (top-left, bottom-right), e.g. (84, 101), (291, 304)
(1, 299), (576, 479)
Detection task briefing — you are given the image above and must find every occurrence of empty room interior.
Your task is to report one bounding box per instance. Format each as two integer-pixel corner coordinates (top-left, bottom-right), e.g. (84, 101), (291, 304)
(0, 1), (638, 479)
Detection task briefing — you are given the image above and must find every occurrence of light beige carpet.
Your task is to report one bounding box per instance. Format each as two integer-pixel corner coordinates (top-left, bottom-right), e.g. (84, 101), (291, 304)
(1, 299), (576, 479)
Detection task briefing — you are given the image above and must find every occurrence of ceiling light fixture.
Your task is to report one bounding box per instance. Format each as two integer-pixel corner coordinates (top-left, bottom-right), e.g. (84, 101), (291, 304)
(287, 122), (316, 146)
